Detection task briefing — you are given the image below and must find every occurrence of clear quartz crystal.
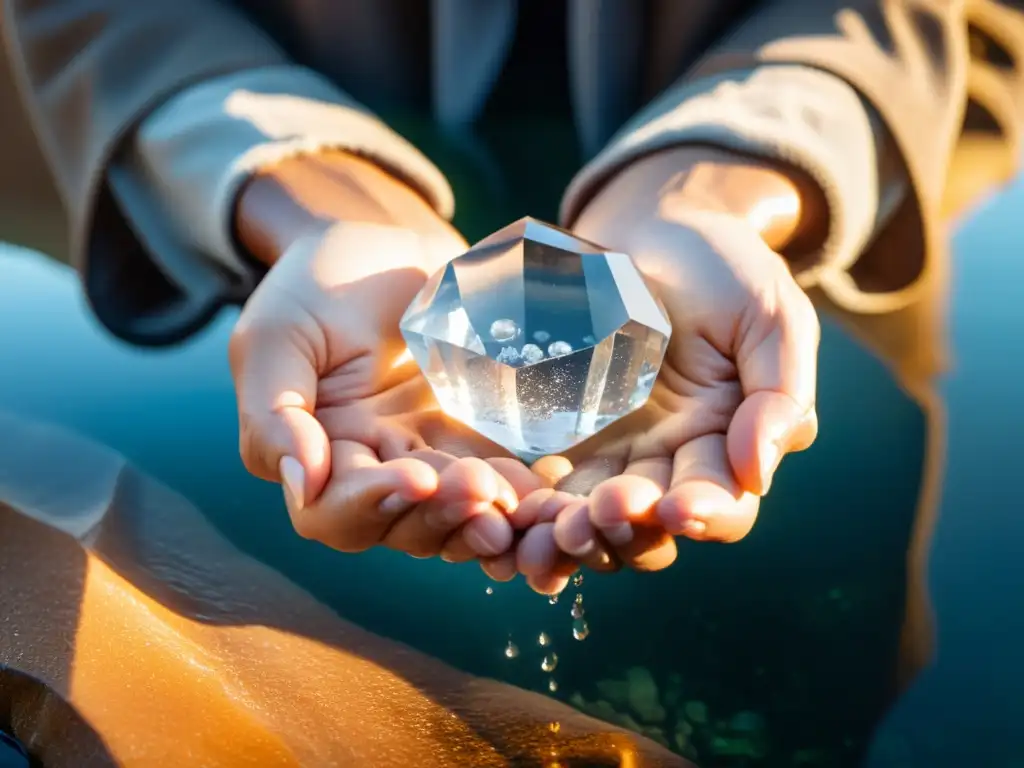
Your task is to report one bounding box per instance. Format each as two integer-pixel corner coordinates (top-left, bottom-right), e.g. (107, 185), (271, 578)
(399, 217), (671, 461)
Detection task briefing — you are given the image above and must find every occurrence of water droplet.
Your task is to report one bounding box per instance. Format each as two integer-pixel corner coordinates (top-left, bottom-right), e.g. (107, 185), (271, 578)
(572, 572), (584, 587)
(485, 586), (493, 595)
(548, 340), (573, 357)
(572, 618), (590, 641)
(520, 343), (545, 364)
(548, 720), (561, 732)
(574, 593), (583, 604)
(570, 602), (585, 620)
(533, 330), (551, 343)
(504, 640), (520, 659)
(538, 632), (551, 647)
(490, 318), (518, 342)
(548, 593), (559, 605)
(541, 653), (559, 672)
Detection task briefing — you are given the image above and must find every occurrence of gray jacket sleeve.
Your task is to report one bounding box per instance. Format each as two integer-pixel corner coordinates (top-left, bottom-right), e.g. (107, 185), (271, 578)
(1, 0), (451, 345)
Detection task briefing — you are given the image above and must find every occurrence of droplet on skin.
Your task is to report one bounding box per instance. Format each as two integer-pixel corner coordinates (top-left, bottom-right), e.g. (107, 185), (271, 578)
(572, 618), (590, 641)
(490, 318), (518, 342)
(505, 640), (520, 659)
(538, 632), (551, 647)
(548, 340), (573, 357)
(541, 653), (559, 672)
(520, 343), (545, 364)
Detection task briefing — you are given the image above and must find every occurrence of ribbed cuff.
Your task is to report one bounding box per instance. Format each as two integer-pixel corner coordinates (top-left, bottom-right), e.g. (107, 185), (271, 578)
(561, 65), (880, 288)
(127, 65), (455, 278)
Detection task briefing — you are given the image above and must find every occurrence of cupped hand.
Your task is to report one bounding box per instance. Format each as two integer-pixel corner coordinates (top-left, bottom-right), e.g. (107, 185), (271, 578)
(230, 216), (543, 561)
(515, 169), (821, 593)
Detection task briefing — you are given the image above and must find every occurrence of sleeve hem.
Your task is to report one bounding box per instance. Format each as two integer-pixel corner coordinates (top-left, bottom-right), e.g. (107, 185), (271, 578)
(560, 65), (881, 287)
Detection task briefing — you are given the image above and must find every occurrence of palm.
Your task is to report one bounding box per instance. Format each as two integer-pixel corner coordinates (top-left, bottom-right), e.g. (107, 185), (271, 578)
(513, 211), (819, 586)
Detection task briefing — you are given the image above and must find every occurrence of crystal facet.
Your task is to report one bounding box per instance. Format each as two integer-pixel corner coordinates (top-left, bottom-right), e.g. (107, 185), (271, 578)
(399, 217), (671, 462)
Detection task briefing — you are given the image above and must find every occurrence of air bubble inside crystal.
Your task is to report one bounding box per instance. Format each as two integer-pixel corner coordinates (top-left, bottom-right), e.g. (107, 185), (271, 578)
(547, 340), (572, 357)
(490, 318), (518, 342)
(520, 343), (545, 364)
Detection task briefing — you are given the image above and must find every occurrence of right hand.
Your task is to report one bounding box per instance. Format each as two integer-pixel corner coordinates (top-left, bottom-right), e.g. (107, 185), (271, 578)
(228, 153), (542, 562)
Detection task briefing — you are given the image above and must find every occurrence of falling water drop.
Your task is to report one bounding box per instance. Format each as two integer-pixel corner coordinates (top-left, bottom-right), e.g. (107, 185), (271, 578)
(548, 679), (559, 693)
(570, 600), (585, 620)
(548, 593), (560, 605)
(505, 640), (520, 659)
(538, 632), (551, 647)
(572, 572), (584, 587)
(572, 618), (590, 641)
(541, 653), (559, 672)
(485, 586), (494, 595)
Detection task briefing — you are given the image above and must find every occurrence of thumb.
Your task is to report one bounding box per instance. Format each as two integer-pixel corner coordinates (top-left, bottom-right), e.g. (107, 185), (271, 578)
(727, 282), (820, 495)
(230, 323), (331, 511)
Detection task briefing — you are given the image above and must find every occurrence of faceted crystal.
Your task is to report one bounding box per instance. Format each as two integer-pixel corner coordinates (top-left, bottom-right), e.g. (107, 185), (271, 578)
(399, 217), (671, 462)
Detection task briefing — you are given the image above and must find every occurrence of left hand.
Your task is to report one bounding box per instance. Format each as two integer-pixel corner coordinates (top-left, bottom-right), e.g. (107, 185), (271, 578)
(512, 152), (822, 594)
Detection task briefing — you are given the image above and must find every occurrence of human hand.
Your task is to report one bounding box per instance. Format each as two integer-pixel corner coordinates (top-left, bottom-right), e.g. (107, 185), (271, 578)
(229, 152), (542, 561)
(515, 148), (823, 593)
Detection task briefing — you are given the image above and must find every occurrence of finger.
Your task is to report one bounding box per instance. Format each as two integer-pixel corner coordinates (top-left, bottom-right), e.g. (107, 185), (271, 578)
(656, 433), (761, 543)
(487, 457), (546, 500)
(728, 391), (819, 495)
(385, 456), (517, 558)
(231, 321), (331, 509)
(552, 501), (618, 572)
(438, 511), (515, 562)
(507, 489), (581, 530)
(531, 455), (575, 488)
(291, 441), (437, 551)
(516, 522), (562, 578)
(525, 562), (578, 596)
(732, 281), (820, 494)
(480, 552), (518, 582)
(588, 459), (671, 547)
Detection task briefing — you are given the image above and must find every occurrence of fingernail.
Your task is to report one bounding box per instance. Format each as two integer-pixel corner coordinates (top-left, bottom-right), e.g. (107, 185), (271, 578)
(464, 518), (506, 556)
(380, 493), (416, 516)
(682, 519), (707, 537)
(279, 456), (305, 512)
(603, 523), (634, 546)
(495, 486), (519, 515)
(759, 443), (781, 494)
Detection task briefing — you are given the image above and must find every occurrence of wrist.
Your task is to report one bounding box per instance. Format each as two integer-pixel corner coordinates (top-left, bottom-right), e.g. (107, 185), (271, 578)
(233, 150), (454, 267)
(579, 146), (829, 257)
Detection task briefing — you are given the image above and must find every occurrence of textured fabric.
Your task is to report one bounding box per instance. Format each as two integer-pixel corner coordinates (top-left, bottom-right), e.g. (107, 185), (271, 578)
(560, 65), (884, 290)
(129, 65), (455, 279)
(5, 0), (1024, 343)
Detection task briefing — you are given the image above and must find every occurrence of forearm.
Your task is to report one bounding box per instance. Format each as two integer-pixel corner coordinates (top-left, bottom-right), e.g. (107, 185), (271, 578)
(234, 150), (455, 267)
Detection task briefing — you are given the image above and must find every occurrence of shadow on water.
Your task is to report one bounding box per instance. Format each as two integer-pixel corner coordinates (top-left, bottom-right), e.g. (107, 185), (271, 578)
(0, 133), (1022, 765)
